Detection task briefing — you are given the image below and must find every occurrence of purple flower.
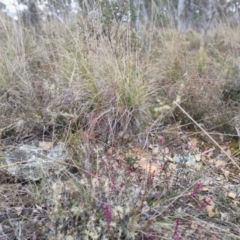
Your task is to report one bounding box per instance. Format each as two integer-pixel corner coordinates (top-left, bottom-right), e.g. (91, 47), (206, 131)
(104, 202), (112, 226)
(189, 182), (202, 197)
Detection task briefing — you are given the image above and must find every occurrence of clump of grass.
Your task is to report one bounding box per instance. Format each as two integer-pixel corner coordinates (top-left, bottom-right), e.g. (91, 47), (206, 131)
(0, 14), (156, 143)
(146, 26), (240, 132)
(196, 48), (207, 75)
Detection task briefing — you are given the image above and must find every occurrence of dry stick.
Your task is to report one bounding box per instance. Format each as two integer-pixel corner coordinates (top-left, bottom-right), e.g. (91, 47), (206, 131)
(0, 161), (28, 170)
(174, 102), (240, 170)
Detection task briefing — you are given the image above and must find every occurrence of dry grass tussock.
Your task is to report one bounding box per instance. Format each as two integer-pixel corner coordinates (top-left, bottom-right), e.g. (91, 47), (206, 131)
(0, 14), (240, 239)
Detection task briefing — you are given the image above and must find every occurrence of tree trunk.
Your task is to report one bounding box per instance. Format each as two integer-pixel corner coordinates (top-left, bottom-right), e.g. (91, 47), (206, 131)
(200, 0), (215, 47)
(178, 0), (194, 33)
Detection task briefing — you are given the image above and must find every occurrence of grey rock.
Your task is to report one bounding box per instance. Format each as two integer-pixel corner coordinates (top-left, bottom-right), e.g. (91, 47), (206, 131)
(5, 143), (67, 181)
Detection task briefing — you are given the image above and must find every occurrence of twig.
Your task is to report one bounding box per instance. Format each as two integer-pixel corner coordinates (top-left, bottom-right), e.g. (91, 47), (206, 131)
(0, 161), (28, 170)
(174, 102), (240, 170)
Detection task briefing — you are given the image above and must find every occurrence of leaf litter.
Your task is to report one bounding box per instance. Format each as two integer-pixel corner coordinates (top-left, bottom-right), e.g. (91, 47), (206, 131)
(0, 123), (240, 239)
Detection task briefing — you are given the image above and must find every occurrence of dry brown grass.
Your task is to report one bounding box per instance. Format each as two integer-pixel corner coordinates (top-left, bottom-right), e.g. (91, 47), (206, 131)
(0, 13), (240, 239)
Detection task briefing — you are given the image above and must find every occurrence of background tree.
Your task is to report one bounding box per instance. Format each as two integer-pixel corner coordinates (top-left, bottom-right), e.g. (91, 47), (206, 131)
(178, 0), (194, 32)
(8, 0), (240, 38)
